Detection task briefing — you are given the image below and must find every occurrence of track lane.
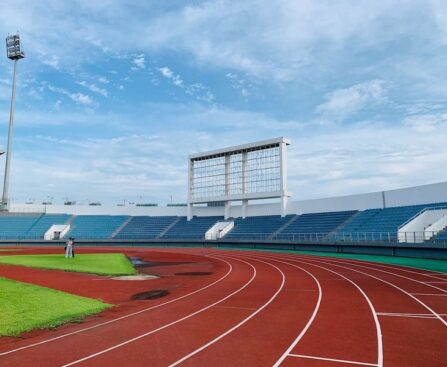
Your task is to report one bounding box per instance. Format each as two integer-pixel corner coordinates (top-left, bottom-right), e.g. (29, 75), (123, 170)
(307, 255), (447, 294)
(1, 255), (255, 367)
(244, 253), (382, 367)
(61, 255), (285, 366)
(2, 247), (446, 367)
(273, 252), (447, 367)
(0, 253), (231, 356)
(285, 254), (447, 326)
(167, 253), (320, 367)
(59, 255), (259, 367)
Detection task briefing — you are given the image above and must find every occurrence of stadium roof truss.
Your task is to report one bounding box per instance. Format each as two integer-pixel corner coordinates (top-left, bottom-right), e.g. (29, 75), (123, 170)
(187, 137), (291, 219)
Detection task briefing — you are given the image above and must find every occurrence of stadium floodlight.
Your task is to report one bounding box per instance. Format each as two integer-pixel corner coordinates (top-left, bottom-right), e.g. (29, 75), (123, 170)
(187, 137), (291, 220)
(1, 34), (25, 211)
(6, 34), (25, 60)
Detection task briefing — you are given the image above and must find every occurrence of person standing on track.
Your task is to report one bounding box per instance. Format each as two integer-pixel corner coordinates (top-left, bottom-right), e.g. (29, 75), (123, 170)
(65, 237), (73, 258)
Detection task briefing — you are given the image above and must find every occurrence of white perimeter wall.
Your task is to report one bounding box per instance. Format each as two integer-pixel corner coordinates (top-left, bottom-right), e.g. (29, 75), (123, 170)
(10, 181), (447, 218)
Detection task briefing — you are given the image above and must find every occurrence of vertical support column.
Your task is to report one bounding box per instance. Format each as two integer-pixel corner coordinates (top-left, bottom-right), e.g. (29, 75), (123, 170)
(280, 196), (288, 217)
(2, 60), (18, 210)
(242, 199), (248, 219)
(224, 201), (231, 220)
(224, 155), (230, 219)
(241, 151), (248, 218)
(279, 141), (288, 217)
(187, 203), (193, 221)
(187, 158), (193, 221)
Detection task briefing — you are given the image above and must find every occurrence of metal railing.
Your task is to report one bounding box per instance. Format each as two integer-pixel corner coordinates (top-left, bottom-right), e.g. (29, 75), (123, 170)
(0, 230), (446, 245)
(398, 205), (447, 229)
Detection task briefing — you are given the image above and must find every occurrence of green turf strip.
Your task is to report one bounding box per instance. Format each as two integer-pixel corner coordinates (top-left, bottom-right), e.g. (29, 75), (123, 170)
(0, 253), (136, 276)
(0, 277), (110, 337)
(220, 247), (447, 273)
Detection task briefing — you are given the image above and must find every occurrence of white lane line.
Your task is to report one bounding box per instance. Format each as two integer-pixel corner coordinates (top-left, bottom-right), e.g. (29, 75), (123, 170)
(284, 252), (447, 282)
(411, 293), (447, 296)
(308, 257), (447, 295)
(0, 255), (233, 357)
(260, 253), (383, 367)
(253, 257), (322, 367)
(377, 312), (447, 319)
(61, 256), (257, 367)
(421, 273), (447, 277)
(213, 305), (257, 311)
(168, 256), (288, 367)
(323, 258), (447, 282)
(288, 353), (378, 366)
(424, 281), (447, 284)
(288, 255), (447, 328)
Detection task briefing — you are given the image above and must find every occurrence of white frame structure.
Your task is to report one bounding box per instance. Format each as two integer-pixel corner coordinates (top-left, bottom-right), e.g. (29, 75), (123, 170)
(187, 137), (291, 220)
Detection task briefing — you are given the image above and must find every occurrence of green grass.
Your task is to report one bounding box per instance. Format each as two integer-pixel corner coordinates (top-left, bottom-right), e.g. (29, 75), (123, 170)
(0, 253), (136, 276)
(0, 277), (110, 337)
(219, 246), (447, 273)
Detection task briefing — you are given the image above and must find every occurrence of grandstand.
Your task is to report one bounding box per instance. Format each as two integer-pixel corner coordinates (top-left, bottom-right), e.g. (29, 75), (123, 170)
(66, 215), (129, 239)
(225, 215), (294, 239)
(1, 193), (446, 246)
(114, 216), (178, 239)
(0, 134), (446, 257)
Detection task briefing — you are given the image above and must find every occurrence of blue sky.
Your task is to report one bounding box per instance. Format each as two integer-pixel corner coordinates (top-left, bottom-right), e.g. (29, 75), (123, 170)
(0, 0), (446, 205)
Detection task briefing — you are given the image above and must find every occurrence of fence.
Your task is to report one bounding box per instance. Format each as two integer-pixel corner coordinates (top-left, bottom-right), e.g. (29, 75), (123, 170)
(1, 230), (446, 245)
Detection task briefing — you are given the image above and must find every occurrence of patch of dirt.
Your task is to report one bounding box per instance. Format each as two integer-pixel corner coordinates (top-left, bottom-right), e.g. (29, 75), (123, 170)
(131, 290), (169, 300)
(128, 257), (192, 268)
(112, 275), (158, 281)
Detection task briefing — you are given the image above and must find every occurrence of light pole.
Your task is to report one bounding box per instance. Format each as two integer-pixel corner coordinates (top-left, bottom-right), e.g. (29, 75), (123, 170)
(2, 34), (25, 211)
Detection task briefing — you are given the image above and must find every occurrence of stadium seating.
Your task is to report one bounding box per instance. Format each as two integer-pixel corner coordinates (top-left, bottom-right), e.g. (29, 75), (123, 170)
(433, 226), (447, 242)
(336, 203), (447, 241)
(67, 215), (129, 239)
(162, 216), (223, 239)
(279, 211), (357, 240)
(0, 202), (446, 242)
(22, 214), (71, 239)
(115, 216), (178, 239)
(226, 215), (294, 239)
(0, 214), (42, 239)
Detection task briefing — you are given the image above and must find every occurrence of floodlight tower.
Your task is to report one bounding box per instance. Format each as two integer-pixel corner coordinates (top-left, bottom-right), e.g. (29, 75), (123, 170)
(1, 34), (25, 211)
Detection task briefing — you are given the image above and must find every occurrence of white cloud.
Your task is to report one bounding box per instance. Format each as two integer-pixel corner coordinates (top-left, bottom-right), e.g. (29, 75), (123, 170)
(186, 83), (215, 103)
(77, 81), (108, 97)
(45, 84), (95, 106)
(70, 93), (94, 106)
(97, 77), (110, 84)
(133, 54), (146, 69)
(41, 55), (60, 70)
(403, 112), (447, 132)
(226, 72), (251, 97)
(316, 80), (387, 121)
(158, 66), (184, 87)
(157, 66), (215, 102)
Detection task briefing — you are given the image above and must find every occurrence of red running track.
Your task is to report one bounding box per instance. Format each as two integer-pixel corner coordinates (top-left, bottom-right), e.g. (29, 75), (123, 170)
(0, 246), (446, 367)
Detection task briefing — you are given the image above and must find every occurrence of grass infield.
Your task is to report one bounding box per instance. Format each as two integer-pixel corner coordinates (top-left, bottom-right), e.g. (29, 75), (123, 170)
(0, 253), (136, 276)
(0, 277), (110, 337)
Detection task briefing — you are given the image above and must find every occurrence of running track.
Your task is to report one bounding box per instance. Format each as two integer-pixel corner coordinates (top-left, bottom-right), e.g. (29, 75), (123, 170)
(1, 246), (446, 366)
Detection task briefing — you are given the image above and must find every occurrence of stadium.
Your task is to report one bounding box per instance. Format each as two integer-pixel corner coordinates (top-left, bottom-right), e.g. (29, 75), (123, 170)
(1, 2), (447, 367)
